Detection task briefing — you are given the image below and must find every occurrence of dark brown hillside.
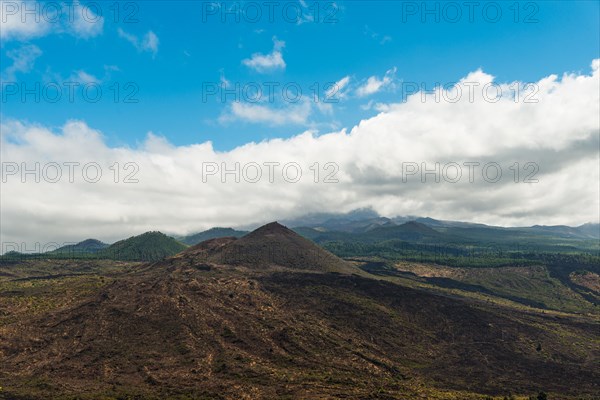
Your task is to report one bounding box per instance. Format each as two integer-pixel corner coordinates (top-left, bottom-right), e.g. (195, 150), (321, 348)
(202, 222), (357, 273)
(177, 236), (238, 258)
(0, 223), (598, 399)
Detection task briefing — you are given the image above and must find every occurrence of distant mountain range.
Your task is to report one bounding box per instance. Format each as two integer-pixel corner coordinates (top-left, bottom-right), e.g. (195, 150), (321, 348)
(176, 227), (248, 246)
(2, 210), (598, 262)
(282, 209), (599, 239)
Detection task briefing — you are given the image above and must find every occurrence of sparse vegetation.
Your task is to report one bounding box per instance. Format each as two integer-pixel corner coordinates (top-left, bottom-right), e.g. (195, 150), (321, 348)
(1, 223), (598, 399)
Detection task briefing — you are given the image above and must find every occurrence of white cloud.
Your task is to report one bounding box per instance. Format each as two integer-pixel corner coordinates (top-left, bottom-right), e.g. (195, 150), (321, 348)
(219, 69), (231, 88)
(102, 64), (120, 79)
(42, 65), (116, 86)
(1, 44), (42, 81)
(142, 31), (159, 55)
(242, 37), (286, 73)
(361, 101), (390, 112)
(68, 70), (100, 84)
(326, 75), (351, 100)
(364, 25), (392, 45)
(118, 28), (159, 57)
(356, 67), (397, 97)
(221, 100), (312, 126)
(69, 4), (104, 39)
(117, 28), (138, 46)
(295, 0), (315, 24)
(0, 1), (47, 41)
(1, 61), (599, 247)
(360, 100), (374, 110)
(0, 1), (103, 41)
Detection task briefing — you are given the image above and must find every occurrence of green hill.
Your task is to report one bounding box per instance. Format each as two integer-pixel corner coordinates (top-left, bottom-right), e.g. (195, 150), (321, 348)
(49, 239), (109, 256)
(98, 231), (187, 261)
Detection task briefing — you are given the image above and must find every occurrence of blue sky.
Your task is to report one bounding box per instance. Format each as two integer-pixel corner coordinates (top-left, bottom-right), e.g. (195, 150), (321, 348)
(1, 1), (599, 150)
(2, 1), (600, 244)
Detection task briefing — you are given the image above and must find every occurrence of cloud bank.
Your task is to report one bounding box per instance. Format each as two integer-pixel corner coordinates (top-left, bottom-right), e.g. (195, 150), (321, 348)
(1, 61), (599, 247)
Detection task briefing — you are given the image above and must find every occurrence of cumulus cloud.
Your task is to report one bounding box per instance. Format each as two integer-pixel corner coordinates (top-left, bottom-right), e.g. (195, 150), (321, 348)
(0, 1), (103, 41)
(1, 61), (599, 248)
(242, 37), (286, 73)
(117, 28), (159, 57)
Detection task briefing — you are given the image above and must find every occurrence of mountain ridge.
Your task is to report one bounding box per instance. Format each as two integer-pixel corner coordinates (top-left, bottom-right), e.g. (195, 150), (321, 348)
(178, 227), (248, 246)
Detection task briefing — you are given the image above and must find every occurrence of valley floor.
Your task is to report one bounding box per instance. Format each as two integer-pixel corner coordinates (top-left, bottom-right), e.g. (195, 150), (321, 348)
(1, 257), (599, 399)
